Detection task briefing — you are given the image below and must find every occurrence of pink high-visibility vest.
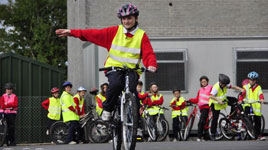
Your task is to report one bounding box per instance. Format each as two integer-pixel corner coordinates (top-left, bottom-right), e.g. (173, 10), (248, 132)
(0, 93), (17, 114)
(198, 85), (212, 107)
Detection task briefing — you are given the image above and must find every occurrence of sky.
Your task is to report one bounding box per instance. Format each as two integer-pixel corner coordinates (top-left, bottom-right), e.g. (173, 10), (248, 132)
(0, 0), (8, 4)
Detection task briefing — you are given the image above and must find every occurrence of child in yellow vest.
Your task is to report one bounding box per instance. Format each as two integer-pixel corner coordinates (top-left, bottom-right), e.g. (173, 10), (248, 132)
(170, 89), (188, 142)
(238, 71), (265, 140)
(41, 87), (61, 136)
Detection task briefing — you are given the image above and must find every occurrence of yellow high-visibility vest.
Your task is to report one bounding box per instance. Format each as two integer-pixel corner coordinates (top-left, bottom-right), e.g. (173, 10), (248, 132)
(60, 91), (79, 122)
(170, 97), (188, 118)
(146, 94), (164, 115)
(95, 93), (106, 116)
(209, 82), (228, 110)
(105, 25), (145, 75)
(243, 83), (263, 116)
(47, 97), (61, 120)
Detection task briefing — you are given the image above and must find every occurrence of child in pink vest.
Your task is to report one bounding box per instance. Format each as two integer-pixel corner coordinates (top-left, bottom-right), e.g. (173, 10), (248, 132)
(0, 83), (18, 146)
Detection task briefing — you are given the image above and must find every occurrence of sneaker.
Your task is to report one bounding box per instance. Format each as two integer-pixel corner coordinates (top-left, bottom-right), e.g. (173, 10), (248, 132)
(57, 140), (64, 144)
(258, 136), (266, 141)
(102, 110), (112, 121)
(137, 128), (143, 137)
(68, 141), (77, 145)
(172, 139), (178, 142)
(196, 138), (201, 142)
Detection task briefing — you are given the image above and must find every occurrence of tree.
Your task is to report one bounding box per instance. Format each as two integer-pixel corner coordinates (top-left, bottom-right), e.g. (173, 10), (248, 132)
(0, 0), (67, 67)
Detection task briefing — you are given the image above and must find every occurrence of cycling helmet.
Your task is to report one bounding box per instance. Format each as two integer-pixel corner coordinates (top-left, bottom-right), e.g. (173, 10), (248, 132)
(118, 3), (139, 18)
(219, 74), (230, 85)
(100, 83), (108, 89)
(4, 83), (14, 89)
(172, 88), (181, 93)
(51, 87), (60, 93)
(77, 86), (87, 92)
(62, 81), (72, 88)
(247, 71), (259, 80)
(199, 76), (209, 82)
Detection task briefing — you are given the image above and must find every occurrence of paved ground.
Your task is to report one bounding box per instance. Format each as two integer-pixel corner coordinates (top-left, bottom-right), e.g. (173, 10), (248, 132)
(1, 140), (268, 150)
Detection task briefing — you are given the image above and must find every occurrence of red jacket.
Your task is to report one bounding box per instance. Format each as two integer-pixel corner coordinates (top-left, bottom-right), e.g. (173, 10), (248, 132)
(170, 97), (186, 110)
(0, 93), (18, 110)
(70, 26), (157, 68)
(41, 98), (50, 110)
(143, 94), (164, 107)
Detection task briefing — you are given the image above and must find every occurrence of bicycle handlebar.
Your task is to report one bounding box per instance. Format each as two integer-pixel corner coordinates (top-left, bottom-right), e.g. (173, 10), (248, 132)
(99, 66), (148, 72)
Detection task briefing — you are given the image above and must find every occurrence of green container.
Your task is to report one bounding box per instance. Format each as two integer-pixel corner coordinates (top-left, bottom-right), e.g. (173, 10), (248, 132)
(0, 52), (65, 143)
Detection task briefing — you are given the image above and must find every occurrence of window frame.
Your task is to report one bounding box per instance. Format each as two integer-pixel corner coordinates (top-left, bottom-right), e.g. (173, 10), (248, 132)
(233, 47), (268, 91)
(143, 48), (188, 93)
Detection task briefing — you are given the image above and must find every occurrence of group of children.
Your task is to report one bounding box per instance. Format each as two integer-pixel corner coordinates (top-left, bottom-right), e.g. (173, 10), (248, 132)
(136, 71), (266, 142)
(0, 70), (265, 147)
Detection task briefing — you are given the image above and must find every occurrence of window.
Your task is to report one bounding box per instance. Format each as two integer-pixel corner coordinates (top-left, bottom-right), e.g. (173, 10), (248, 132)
(235, 48), (268, 89)
(145, 49), (188, 91)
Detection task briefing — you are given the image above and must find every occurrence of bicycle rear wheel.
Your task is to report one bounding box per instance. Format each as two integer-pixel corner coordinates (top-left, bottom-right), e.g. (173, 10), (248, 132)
(243, 116), (256, 139)
(184, 114), (195, 141)
(50, 121), (68, 144)
(0, 119), (7, 146)
(157, 117), (169, 141)
(260, 115), (265, 135)
(88, 120), (110, 143)
(122, 93), (138, 150)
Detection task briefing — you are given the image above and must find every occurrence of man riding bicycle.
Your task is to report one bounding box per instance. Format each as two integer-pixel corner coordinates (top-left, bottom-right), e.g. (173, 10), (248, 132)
(238, 71), (266, 141)
(56, 3), (157, 121)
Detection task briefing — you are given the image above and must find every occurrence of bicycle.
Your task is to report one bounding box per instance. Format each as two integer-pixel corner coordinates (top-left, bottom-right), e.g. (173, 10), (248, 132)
(99, 66), (147, 150)
(50, 105), (110, 144)
(142, 106), (169, 142)
(0, 113), (8, 146)
(243, 101), (267, 139)
(184, 101), (226, 141)
(170, 104), (189, 141)
(219, 101), (257, 140)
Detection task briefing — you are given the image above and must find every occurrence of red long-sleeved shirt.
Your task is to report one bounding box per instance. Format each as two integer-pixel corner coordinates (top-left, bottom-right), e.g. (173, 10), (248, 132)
(41, 98), (50, 110)
(96, 95), (104, 109)
(143, 94), (164, 107)
(0, 94), (18, 110)
(238, 84), (264, 102)
(170, 97), (186, 110)
(70, 26), (157, 68)
(74, 97), (85, 116)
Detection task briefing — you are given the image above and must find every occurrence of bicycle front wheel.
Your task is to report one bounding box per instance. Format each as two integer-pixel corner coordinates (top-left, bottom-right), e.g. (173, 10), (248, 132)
(243, 116), (256, 139)
(112, 108), (122, 150)
(146, 117), (157, 142)
(122, 93), (138, 150)
(50, 121), (68, 144)
(184, 114), (195, 141)
(157, 117), (169, 141)
(0, 119), (7, 146)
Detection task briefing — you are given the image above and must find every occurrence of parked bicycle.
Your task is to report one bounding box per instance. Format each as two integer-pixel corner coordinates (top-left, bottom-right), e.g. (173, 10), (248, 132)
(99, 66), (148, 150)
(50, 105), (110, 144)
(142, 106), (169, 142)
(184, 101), (226, 141)
(0, 113), (8, 146)
(219, 101), (257, 140)
(245, 101), (267, 138)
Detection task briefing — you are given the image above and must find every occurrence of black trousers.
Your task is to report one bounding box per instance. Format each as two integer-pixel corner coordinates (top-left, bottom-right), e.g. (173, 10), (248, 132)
(211, 104), (220, 135)
(244, 106), (262, 137)
(65, 121), (81, 144)
(172, 116), (188, 140)
(197, 108), (210, 139)
(47, 118), (57, 130)
(0, 113), (16, 144)
(103, 70), (139, 112)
